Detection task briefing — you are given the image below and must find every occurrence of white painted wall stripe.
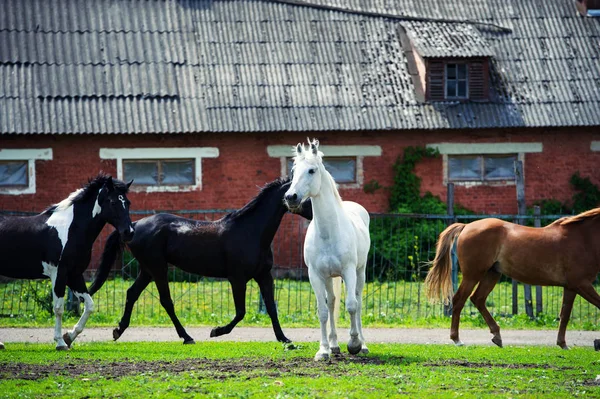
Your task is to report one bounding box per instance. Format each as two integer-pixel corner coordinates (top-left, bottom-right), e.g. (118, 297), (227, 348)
(426, 142), (543, 155)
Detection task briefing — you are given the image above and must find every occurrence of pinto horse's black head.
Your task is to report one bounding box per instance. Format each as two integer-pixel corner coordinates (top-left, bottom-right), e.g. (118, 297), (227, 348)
(93, 176), (135, 242)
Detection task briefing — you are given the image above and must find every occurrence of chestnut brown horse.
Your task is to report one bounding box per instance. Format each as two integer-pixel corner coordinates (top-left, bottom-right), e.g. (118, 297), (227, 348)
(425, 208), (600, 349)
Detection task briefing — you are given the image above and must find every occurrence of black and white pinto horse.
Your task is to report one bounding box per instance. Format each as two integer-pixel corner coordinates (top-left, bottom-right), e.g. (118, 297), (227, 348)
(89, 178), (311, 345)
(0, 175), (134, 350)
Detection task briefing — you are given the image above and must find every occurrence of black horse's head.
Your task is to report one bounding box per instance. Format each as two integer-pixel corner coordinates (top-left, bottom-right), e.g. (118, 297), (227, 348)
(94, 176), (135, 242)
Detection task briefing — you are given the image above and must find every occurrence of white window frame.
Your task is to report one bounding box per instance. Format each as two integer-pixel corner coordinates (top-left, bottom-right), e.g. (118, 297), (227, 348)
(426, 142), (543, 187)
(591, 141), (600, 152)
(99, 147), (219, 193)
(0, 148), (53, 195)
(267, 145), (382, 189)
(445, 63), (469, 100)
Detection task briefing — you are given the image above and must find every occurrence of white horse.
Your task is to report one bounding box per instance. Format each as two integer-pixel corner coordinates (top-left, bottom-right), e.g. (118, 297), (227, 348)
(284, 139), (370, 361)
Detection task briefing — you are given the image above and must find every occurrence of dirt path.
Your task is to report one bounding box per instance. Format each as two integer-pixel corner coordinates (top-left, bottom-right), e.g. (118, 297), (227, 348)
(1, 327), (599, 348)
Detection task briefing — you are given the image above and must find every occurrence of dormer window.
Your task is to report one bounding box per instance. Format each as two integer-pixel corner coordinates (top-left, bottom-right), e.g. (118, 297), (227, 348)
(400, 22), (493, 102)
(446, 64), (468, 99)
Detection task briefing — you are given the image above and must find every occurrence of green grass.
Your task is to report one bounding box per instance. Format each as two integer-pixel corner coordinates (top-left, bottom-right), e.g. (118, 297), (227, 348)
(1, 341), (600, 398)
(1, 278), (600, 331)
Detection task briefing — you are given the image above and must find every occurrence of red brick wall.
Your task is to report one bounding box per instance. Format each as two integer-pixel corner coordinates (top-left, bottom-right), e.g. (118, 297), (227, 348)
(1, 128), (599, 214)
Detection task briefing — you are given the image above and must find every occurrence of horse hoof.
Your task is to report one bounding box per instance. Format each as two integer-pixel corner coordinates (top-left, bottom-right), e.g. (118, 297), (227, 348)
(331, 346), (341, 354)
(492, 336), (503, 348)
(360, 347), (369, 355)
(56, 345), (69, 351)
(183, 339), (196, 345)
(314, 352), (330, 361)
(0, 342), (5, 350)
(453, 340), (465, 347)
(559, 343), (570, 350)
(62, 333), (73, 348)
(112, 328), (122, 341)
(348, 343), (362, 355)
(210, 328), (219, 338)
(283, 342), (298, 351)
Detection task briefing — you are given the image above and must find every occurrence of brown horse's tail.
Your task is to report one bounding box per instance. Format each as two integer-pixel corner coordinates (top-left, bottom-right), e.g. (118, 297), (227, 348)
(425, 223), (466, 304)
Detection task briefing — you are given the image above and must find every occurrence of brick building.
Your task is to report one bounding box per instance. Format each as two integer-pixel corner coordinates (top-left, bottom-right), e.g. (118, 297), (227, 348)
(1, 0), (600, 217)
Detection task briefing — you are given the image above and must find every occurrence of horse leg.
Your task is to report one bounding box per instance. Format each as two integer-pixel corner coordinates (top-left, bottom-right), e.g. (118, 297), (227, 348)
(210, 279), (247, 338)
(325, 277), (340, 354)
(114, 269), (152, 341)
(450, 278), (478, 346)
(154, 276), (195, 344)
(62, 274), (94, 347)
(309, 268), (331, 361)
(255, 271), (290, 343)
(342, 267), (361, 355)
(0, 342), (3, 350)
(469, 269), (502, 347)
(556, 288), (577, 350)
(356, 266), (368, 354)
(49, 266), (69, 350)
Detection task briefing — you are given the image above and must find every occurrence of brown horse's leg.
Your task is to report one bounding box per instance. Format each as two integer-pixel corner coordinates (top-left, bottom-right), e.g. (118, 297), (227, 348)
(557, 288), (576, 350)
(450, 278), (479, 346)
(469, 269), (503, 347)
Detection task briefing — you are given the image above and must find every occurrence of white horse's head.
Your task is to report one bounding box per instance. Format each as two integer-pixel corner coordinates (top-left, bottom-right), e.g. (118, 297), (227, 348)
(284, 138), (324, 211)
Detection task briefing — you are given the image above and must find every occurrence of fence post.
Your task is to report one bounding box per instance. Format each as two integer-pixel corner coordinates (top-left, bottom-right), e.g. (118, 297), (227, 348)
(534, 205), (543, 316)
(515, 160), (534, 318)
(444, 183), (456, 317)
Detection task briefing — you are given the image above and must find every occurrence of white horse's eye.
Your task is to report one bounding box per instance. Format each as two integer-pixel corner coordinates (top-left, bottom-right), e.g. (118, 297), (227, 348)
(308, 169), (315, 175)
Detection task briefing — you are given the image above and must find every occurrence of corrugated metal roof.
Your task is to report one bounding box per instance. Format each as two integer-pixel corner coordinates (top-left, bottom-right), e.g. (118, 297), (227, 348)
(401, 22), (495, 58)
(0, 0), (599, 134)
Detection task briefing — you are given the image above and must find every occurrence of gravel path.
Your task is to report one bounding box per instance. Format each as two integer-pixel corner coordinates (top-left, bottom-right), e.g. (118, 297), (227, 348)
(1, 327), (599, 348)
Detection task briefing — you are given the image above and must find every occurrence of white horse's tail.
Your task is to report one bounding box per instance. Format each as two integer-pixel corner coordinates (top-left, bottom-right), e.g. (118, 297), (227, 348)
(333, 276), (342, 323)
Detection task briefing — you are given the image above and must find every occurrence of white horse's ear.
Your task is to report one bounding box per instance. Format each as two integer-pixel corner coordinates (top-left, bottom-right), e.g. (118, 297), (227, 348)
(295, 143), (304, 157)
(310, 139), (319, 155)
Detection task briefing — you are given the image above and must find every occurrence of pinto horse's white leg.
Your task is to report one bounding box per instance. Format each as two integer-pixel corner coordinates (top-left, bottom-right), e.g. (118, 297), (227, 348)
(63, 292), (94, 347)
(309, 268), (331, 361)
(44, 263), (68, 350)
(356, 267), (368, 354)
(342, 268), (361, 355)
(326, 277), (340, 354)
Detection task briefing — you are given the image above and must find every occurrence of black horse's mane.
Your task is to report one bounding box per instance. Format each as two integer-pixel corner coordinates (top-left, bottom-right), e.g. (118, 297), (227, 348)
(43, 174), (129, 214)
(223, 178), (289, 221)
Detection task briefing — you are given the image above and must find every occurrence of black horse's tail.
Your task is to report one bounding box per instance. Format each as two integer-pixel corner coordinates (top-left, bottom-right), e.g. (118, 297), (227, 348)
(89, 229), (124, 296)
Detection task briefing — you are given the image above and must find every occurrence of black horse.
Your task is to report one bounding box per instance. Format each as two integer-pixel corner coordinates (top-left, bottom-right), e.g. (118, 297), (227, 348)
(89, 178), (311, 344)
(0, 174), (134, 350)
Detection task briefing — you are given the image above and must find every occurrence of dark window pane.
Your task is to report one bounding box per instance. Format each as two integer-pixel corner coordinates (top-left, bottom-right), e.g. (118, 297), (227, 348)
(162, 160), (194, 185)
(323, 158), (356, 183)
(447, 80), (457, 97)
(458, 81), (467, 97)
(448, 156), (481, 180)
(484, 156), (517, 180)
(124, 161), (158, 185)
(458, 64), (467, 79)
(447, 64), (456, 79)
(0, 161), (28, 186)
(287, 158), (294, 178)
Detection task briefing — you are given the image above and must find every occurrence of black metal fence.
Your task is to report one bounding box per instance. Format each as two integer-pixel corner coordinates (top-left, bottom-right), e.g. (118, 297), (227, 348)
(2, 209), (600, 327)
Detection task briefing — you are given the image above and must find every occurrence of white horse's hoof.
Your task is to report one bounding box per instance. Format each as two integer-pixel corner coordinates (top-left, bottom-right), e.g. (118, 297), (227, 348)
(56, 345), (70, 351)
(314, 352), (330, 361)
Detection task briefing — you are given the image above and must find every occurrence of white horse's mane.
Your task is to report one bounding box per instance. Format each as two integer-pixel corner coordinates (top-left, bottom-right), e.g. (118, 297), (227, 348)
(292, 139), (343, 205)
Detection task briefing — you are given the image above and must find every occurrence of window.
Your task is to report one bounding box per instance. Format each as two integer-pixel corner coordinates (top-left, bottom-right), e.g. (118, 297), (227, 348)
(267, 145), (382, 189)
(0, 161), (28, 187)
(446, 64), (468, 99)
(0, 149), (53, 195)
(99, 147), (219, 193)
(123, 159), (194, 186)
(287, 157), (357, 183)
(448, 155), (516, 182)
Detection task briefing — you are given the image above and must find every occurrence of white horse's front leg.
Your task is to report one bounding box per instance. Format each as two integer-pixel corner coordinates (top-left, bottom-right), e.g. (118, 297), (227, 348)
(342, 268), (361, 355)
(309, 269), (330, 361)
(325, 277), (340, 354)
(63, 292), (95, 347)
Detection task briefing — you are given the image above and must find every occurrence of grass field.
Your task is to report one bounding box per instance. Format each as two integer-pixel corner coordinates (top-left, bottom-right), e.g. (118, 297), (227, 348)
(1, 341), (600, 398)
(1, 278), (600, 331)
